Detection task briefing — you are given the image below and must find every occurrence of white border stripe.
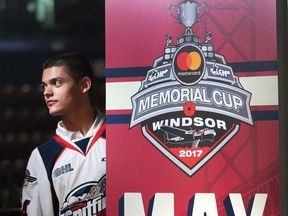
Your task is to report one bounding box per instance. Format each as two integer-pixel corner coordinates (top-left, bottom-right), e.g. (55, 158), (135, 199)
(240, 76), (278, 106)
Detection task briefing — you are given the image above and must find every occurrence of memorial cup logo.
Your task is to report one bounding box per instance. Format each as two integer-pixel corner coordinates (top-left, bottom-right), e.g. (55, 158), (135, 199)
(130, 0), (253, 176)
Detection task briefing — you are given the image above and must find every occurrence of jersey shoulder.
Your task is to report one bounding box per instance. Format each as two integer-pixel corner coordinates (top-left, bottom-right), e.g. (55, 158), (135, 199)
(37, 137), (65, 182)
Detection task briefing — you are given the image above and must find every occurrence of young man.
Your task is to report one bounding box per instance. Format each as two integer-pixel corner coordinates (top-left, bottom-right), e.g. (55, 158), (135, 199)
(20, 52), (106, 216)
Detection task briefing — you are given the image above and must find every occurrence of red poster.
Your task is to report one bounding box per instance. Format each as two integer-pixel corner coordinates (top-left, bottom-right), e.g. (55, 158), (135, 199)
(106, 0), (280, 215)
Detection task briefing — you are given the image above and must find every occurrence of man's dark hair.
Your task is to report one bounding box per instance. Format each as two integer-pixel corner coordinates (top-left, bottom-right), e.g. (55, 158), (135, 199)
(42, 51), (95, 100)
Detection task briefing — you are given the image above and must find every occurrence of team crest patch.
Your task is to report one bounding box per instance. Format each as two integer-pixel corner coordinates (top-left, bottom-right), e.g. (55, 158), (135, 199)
(130, 0), (253, 176)
(60, 175), (106, 215)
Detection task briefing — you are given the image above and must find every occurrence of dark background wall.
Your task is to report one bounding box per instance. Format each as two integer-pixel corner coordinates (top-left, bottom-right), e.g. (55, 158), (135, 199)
(0, 0), (105, 213)
(277, 0), (288, 214)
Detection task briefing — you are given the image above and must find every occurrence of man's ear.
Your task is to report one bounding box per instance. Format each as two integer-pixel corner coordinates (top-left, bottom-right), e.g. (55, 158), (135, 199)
(81, 77), (92, 93)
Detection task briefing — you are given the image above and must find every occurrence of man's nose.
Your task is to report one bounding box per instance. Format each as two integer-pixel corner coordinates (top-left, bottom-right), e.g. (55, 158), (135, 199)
(43, 85), (52, 97)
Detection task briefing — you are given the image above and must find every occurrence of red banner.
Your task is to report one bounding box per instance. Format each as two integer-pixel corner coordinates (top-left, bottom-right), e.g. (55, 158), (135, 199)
(106, 0), (280, 215)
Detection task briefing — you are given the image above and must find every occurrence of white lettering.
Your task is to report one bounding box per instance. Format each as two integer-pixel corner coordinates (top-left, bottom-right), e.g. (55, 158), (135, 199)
(225, 193), (267, 216)
(151, 93), (159, 108)
(152, 117), (227, 131)
(124, 193), (174, 216)
(137, 87), (244, 115)
(171, 89), (180, 103)
(212, 90), (243, 110)
(159, 90), (171, 105)
(191, 193), (218, 216)
(181, 88), (190, 102)
(138, 97), (150, 113)
(122, 193), (268, 216)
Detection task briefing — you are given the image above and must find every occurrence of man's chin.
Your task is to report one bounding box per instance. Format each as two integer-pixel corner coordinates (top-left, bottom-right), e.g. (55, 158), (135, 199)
(48, 110), (62, 116)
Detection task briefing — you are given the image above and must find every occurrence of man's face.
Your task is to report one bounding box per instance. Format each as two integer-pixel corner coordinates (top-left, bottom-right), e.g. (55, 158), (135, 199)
(41, 66), (83, 116)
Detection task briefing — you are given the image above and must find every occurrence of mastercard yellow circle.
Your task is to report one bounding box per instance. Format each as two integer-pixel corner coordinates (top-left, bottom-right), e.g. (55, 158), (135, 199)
(187, 51), (201, 70)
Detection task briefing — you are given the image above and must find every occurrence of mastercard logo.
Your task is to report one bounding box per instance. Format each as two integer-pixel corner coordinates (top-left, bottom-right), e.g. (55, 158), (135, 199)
(172, 44), (205, 85)
(176, 51), (202, 71)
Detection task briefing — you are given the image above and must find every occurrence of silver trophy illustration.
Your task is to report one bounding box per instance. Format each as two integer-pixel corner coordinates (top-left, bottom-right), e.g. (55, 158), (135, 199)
(169, 0), (208, 36)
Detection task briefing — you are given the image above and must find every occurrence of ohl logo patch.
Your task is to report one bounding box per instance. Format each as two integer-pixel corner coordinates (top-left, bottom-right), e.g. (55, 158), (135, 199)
(130, 1), (253, 176)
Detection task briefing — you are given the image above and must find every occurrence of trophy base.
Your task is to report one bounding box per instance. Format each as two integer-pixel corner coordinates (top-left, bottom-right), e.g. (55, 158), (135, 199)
(177, 34), (200, 45)
(163, 46), (177, 63)
(201, 43), (215, 60)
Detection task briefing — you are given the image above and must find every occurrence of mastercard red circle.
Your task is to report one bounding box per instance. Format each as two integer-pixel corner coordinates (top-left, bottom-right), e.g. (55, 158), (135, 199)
(176, 51), (201, 71)
(176, 52), (189, 70)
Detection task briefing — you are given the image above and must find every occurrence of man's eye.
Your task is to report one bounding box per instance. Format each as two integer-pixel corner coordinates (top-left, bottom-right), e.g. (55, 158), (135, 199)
(55, 80), (62, 86)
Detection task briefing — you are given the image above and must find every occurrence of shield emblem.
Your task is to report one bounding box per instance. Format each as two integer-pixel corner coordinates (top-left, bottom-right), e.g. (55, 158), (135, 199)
(130, 4), (253, 176)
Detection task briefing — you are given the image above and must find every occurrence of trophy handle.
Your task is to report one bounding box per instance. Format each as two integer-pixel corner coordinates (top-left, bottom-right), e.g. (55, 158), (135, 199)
(168, 5), (179, 22)
(198, 2), (208, 21)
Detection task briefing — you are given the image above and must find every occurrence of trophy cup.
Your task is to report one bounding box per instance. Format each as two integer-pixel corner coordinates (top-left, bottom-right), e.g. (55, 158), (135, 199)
(169, 0), (208, 43)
